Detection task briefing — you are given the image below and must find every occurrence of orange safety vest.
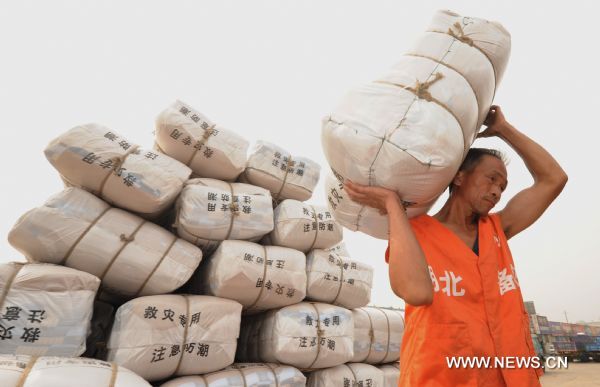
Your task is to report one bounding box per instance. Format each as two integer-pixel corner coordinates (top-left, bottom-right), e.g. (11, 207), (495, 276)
(385, 214), (543, 386)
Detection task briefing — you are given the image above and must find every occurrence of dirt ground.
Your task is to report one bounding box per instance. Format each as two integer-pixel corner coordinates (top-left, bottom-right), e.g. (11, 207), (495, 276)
(541, 362), (600, 386)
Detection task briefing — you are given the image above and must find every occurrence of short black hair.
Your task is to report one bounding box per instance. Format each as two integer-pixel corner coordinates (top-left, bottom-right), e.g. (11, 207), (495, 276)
(448, 148), (506, 193)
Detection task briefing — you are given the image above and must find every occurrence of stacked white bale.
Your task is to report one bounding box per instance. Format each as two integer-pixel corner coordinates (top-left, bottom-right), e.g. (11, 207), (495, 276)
(379, 363), (401, 387)
(0, 263), (99, 357)
(307, 363), (385, 387)
(175, 178), (274, 253)
(0, 355), (151, 387)
(352, 307), (405, 364)
(267, 200), (343, 253)
(322, 10), (511, 238)
(240, 141), (321, 202)
(187, 241), (306, 313)
(325, 241), (351, 257)
(107, 295), (242, 382)
(155, 100), (249, 181)
(160, 363), (306, 387)
(238, 302), (354, 369)
(8, 188), (202, 298)
(44, 123), (191, 218)
(306, 250), (373, 309)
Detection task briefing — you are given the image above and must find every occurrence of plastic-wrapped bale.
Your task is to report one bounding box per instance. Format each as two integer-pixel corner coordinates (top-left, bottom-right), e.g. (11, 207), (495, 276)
(307, 363), (385, 387)
(352, 307), (405, 364)
(174, 179), (274, 254)
(321, 10), (511, 239)
(324, 241), (351, 257)
(0, 355), (151, 387)
(187, 241), (306, 313)
(306, 250), (373, 309)
(44, 123), (191, 218)
(106, 294), (242, 382)
(238, 302), (354, 369)
(378, 363), (400, 387)
(160, 363), (306, 387)
(240, 141), (321, 202)
(8, 188), (203, 299)
(266, 200), (343, 253)
(84, 301), (115, 360)
(155, 100), (249, 181)
(0, 262), (99, 357)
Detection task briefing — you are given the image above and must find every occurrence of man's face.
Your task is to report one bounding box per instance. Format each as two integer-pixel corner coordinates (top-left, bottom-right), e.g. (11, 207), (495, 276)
(456, 155), (508, 216)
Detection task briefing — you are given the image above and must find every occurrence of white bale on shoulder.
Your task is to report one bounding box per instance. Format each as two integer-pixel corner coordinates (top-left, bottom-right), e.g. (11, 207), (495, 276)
(306, 250), (373, 309)
(378, 363), (401, 387)
(107, 294), (242, 382)
(0, 263), (99, 357)
(160, 363), (306, 387)
(0, 355), (151, 387)
(8, 188), (203, 298)
(307, 363), (385, 387)
(352, 307), (405, 364)
(238, 302), (354, 369)
(155, 100), (249, 181)
(268, 200), (343, 253)
(44, 123), (191, 217)
(175, 178), (274, 254)
(187, 241), (306, 313)
(240, 141), (320, 202)
(321, 10), (510, 238)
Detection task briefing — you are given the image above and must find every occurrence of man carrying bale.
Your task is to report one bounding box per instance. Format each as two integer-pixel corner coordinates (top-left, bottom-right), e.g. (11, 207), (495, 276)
(344, 106), (567, 386)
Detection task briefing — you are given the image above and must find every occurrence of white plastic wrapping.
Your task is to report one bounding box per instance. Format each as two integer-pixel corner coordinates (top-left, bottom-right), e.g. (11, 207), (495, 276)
(8, 188), (203, 298)
(187, 241), (306, 313)
(321, 10), (511, 238)
(175, 178), (274, 254)
(155, 100), (249, 181)
(352, 307), (405, 364)
(160, 363), (306, 387)
(379, 363), (401, 387)
(107, 295), (242, 382)
(44, 123), (191, 217)
(307, 363), (385, 387)
(0, 355), (151, 387)
(0, 263), (99, 357)
(267, 200), (343, 253)
(306, 250), (373, 309)
(324, 241), (351, 258)
(240, 141), (321, 202)
(238, 302), (354, 369)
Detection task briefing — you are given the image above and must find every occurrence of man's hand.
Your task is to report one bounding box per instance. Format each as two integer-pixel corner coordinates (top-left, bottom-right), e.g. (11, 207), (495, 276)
(478, 105), (511, 138)
(344, 180), (403, 215)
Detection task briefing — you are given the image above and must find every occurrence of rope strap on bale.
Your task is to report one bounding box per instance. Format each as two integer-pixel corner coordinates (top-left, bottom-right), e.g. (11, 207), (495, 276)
(447, 22), (474, 47)
(247, 246), (269, 311)
(0, 263), (25, 314)
(263, 363), (280, 387)
(61, 206), (112, 265)
(232, 366), (249, 387)
(330, 255), (345, 305)
(364, 308), (376, 362)
(405, 72), (444, 102)
(185, 126), (216, 166)
(379, 308), (392, 362)
(174, 295), (191, 375)
(223, 182), (240, 241)
(133, 235), (179, 297)
(97, 219), (147, 282)
(307, 303), (325, 369)
(307, 205), (320, 251)
(344, 363), (359, 387)
(98, 145), (140, 199)
(16, 356), (38, 387)
(108, 362), (118, 387)
(273, 156), (295, 203)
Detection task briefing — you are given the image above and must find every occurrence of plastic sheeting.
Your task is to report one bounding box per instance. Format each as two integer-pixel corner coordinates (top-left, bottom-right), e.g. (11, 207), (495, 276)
(8, 188), (202, 298)
(322, 10), (511, 238)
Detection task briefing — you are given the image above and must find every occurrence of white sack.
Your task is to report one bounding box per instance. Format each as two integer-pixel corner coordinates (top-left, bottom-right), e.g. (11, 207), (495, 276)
(107, 294), (242, 382)
(352, 307), (405, 364)
(175, 179), (274, 254)
(238, 302), (354, 369)
(0, 263), (99, 357)
(307, 363), (385, 387)
(325, 241), (351, 258)
(187, 241), (306, 313)
(160, 363), (306, 387)
(321, 10), (511, 238)
(0, 355), (151, 387)
(155, 100), (249, 181)
(240, 141), (320, 202)
(378, 363), (400, 387)
(306, 250), (373, 309)
(44, 123), (191, 217)
(268, 200), (343, 253)
(8, 188), (202, 298)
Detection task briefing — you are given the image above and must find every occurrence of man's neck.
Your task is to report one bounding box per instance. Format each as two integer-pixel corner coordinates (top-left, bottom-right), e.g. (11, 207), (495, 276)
(434, 195), (479, 232)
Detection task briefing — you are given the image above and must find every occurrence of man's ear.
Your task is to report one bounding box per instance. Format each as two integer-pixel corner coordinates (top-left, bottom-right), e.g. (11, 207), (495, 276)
(452, 171), (465, 190)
